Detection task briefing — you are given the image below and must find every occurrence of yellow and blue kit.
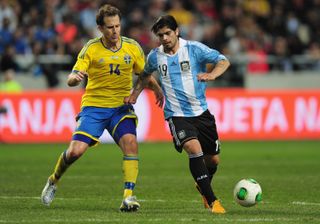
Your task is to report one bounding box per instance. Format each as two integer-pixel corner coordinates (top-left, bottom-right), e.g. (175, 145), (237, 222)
(72, 36), (145, 145)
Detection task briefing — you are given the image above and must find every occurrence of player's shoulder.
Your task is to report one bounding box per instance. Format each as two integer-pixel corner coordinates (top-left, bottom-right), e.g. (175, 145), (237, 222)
(121, 36), (141, 47)
(146, 48), (159, 61)
(83, 37), (101, 48)
(185, 39), (208, 50)
(148, 47), (159, 55)
(78, 37), (101, 59)
(121, 36), (144, 57)
(184, 39), (215, 57)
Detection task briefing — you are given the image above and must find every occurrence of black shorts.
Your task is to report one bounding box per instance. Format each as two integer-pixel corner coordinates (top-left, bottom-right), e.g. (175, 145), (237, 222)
(167, 110), (220, 155)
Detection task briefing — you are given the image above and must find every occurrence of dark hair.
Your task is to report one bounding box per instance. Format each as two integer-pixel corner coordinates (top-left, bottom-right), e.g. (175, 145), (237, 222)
(96, 4), (122, 26)
(151, 15), (178, 34)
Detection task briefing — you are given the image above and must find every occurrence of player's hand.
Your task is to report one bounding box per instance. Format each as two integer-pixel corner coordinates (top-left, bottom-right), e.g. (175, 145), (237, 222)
(123, 96), (137, 104)
(74, 71), (88, 82)
(197, 73), (216, 82)
(67, 71), (88, 86)
(198, 60), (230, 82)
(154, 89), (164, 108)
(124, 91), (139, 105)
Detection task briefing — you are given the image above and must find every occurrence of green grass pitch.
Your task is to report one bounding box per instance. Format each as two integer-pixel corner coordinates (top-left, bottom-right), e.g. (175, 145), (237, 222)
(0, 141), (319, 224)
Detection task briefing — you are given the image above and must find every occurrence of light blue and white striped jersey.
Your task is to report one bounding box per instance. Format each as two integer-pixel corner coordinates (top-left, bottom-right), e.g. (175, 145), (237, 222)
(144, 38), (227, 119)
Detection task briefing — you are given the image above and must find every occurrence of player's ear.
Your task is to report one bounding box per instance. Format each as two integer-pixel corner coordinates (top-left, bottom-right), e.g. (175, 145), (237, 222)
(97, 25), (103, 33)
(175, 28), (179, 37)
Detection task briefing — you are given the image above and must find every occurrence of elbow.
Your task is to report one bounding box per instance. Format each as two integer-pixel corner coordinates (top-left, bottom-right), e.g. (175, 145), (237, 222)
(225, 59), (231, 69)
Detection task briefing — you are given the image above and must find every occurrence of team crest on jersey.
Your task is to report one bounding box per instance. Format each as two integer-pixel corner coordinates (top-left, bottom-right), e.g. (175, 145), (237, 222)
(178, 130), (186, 139)
(180, 61), (190, 72)
(124, 54), (131, 64)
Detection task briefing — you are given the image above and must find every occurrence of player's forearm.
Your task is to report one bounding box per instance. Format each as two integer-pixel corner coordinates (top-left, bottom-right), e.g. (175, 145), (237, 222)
(146, 75), (161, 92)
(209, 59), (230, 80)
(133, 72), (152, 93)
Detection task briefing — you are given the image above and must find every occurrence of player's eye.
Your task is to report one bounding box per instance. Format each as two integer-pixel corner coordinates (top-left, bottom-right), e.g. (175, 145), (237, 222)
(106, 25), (119, 30)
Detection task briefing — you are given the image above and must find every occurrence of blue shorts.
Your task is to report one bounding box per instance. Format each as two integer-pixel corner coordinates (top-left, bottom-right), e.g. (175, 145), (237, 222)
(72, 105), (137, 146)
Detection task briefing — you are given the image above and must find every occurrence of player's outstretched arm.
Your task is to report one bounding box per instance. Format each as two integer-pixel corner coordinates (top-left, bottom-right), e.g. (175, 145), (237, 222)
(197, 59), (230, 82)
(67, 71), (88, 87)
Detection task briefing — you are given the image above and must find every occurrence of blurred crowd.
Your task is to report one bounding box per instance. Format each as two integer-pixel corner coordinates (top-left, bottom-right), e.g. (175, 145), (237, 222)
(1, 0), (320, 89)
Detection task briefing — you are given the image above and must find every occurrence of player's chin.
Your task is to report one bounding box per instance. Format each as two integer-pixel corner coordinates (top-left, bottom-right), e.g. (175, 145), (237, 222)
(111, 36), (119, 41)
(163, 43), (171, 48)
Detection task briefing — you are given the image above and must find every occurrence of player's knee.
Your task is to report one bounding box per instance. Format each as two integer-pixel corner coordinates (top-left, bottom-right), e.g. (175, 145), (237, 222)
(67, 149), (83, 160)
(119, 134), (138, 154)
(205, 154), (220, 165)
(212, 155), (220, 165)
(67, 141), (88, 160)
(183, 139), (202, 154)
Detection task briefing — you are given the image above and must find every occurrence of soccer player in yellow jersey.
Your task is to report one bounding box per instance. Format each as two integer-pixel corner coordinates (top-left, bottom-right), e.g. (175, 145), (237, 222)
(41, 4), (163, 212)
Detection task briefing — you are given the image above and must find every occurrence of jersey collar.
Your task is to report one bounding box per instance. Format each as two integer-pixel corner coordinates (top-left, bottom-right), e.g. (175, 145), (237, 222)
(158, 38), (187, 56)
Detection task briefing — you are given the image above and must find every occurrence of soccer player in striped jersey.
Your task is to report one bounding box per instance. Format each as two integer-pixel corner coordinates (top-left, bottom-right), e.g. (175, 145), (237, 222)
(40, 4), (163, 212)
(126, 15), (230, 214)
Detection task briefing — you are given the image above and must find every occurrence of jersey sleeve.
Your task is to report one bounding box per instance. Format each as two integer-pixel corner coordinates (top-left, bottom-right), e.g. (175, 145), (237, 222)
(144, 50), (158, 74)
(193, 41), (227, 64)
(72, 43), (91, 73)
(132, 41), (145, 74)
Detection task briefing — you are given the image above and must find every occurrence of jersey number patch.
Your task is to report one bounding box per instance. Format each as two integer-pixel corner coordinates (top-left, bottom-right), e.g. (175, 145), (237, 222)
(158, 64), (168, 76)
(109, 64), (120, 75)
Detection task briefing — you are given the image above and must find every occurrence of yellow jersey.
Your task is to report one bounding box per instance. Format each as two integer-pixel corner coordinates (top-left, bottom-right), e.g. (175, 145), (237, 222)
(72, 36), (145, 108)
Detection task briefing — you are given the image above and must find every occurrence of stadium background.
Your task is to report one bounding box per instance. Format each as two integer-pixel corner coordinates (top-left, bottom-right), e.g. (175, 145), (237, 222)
(1, 1), (320, 223)
(1, 0), (319, 142)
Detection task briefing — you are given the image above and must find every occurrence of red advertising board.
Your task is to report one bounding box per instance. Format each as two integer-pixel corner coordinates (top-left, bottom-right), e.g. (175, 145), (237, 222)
(205, 89), (320, 140)
(0, 89), (319, 143)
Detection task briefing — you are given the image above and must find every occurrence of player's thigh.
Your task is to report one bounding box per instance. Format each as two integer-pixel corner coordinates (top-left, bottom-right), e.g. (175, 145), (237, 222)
(167, 116), (198, 153)
(73, 112), (107, 146)
(107, 105), (138, 143)
(195, 110), (220, 155)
